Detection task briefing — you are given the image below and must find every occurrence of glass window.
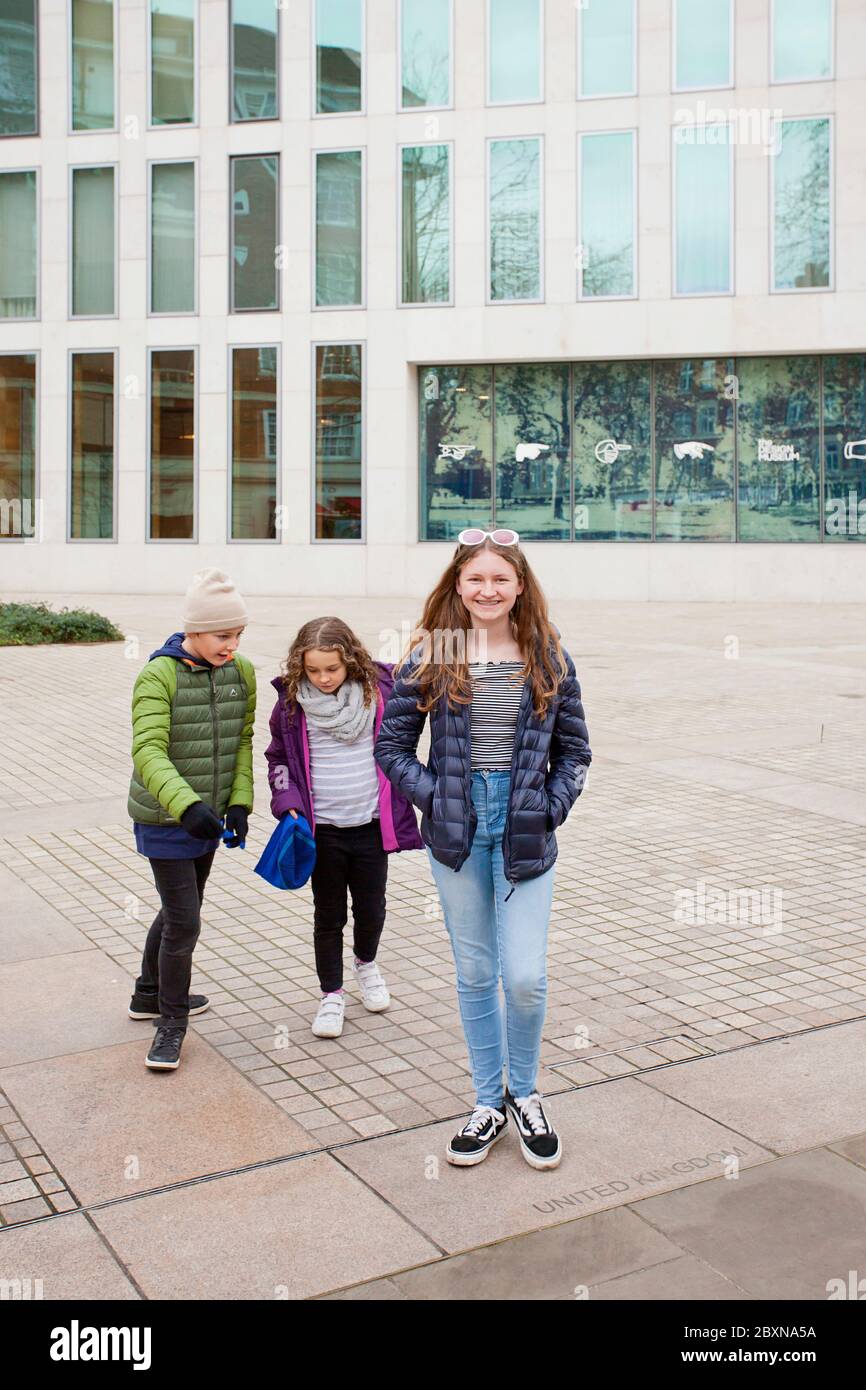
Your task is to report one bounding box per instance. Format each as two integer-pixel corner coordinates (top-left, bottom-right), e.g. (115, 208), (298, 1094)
(737, 355), (820, 541)
(149, 349), (195, 540)
(0, 0), (37, 136)
(70, 352), (114, 540)
(494, 364), (570, 541)
(315, 344), (362, 539)
(0, 169), (37, 319)
(488, 137), (541, 302)
(231, 154), (279, 311)
(231, 346), (277, 540)
(823, 355), (866, 541)
(315, 149), (363, 307)
(316, 0), (363, 113)
(231, 0), (278, 121)
(400, 0), (450, 109)
(578, 0), (635, 98)
(150, 161), (195, 313)
(654, 358), (735, 540)
(401, 144), (450, 304)
(772, 0), (833, 82)
(578, 131), (635, 299)
(488, 0), (541, 105)
(420, 366), (493, 540)
(675, 0), (731, 89)
(71, 166), (115, 317)
(0, 354), (36, 540)
(674, 124), (732, 294)
(572, 360), (651, 541)
(150, 0), (195, 124)
(71, 0), (115, 130)
(772, 117), (831, 291)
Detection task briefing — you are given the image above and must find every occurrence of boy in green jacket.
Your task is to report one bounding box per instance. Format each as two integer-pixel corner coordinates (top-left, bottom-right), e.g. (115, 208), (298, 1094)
(127, 569), (256, 1071)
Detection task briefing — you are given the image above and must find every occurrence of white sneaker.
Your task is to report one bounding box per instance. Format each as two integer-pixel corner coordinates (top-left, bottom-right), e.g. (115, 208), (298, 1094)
(352, 957), (390, 1012)
(311, 991), (345, 1038)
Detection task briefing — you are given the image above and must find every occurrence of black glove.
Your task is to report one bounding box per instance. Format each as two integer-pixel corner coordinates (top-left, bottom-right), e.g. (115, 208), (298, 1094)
(180, 802), (223, 840)
(223, 805), (249, 847)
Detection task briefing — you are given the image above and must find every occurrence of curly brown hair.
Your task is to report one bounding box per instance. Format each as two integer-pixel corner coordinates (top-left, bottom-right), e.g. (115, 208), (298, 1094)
(280, 617), (380, 725)
(396, 539), (567, 721)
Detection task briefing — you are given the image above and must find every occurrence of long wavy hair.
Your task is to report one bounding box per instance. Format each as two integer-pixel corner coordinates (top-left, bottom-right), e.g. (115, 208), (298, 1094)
(280, 617), (380, 726)
(396, 539), (567, 721)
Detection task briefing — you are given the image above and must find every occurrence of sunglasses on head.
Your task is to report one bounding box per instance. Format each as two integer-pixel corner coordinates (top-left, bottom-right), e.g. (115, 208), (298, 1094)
(457, 528), (520, 547)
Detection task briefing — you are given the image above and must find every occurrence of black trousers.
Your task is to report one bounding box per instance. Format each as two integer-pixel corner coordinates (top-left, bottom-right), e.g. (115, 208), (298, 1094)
(311, 819), (388, 993)
(135, 850), (216, 1029)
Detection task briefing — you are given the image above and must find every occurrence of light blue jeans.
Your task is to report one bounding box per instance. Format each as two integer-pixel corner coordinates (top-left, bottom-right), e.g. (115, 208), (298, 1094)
(426, 769), (555, 1109)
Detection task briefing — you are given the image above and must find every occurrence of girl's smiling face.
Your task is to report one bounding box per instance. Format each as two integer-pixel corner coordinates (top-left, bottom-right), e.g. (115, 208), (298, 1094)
(455, 548), (523, 624)
(304, 647), (347, 695)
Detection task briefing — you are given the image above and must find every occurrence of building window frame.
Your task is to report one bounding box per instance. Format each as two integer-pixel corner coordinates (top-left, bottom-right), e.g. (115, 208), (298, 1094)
(577, 0), (637, 101)
(485, 134), (545, 306)
(397, 0), (454, 113)
(229, 152), (281, 313)
(485, 0), (544, 108)
(68, 161), (118, 320)
(68, 0), (118, 134)
(67, 347), (118, 543)
(310, 339), (366, 544)
(0, 165), (39, 321)
(671, 122), (735, 299)
(146, 344), (199, 543)
(226, 341), (281, 544)
(576, 128), (638, 302)
(397, 138), (454, 308)
(671, 0), (734, 93)
(147, 0), (199, 129)
(312, 145), (366, 311)
(770, 0), (835, 86)
(312, 0), (366, 118)
(769, 112), (834, 295)
(147, 157), (198, 317)
(0, 350), (39, 543)
(0, 0), (39, 138)
(228, 0), (280, 124)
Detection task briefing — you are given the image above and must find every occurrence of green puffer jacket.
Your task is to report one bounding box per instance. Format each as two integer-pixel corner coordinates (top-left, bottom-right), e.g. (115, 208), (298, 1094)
(128, 653), (257, 825)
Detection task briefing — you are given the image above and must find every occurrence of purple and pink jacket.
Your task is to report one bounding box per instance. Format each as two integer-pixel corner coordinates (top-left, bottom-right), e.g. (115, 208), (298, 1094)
(264, 662), (424, 853)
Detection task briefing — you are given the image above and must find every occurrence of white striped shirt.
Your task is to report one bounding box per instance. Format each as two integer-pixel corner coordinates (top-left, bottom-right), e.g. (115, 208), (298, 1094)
(307, 720), (380, 826)
(468, 661), (525, 770)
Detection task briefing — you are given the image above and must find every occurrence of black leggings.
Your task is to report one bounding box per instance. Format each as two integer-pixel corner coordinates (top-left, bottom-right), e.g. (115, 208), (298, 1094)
(311, 820), (388, 993)
(135, 850), (216, 1029)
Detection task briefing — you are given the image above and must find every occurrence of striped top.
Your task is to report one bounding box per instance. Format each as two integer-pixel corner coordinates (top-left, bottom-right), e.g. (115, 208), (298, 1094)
(468, 660), (526, 770)
(306, 719), (380, 827)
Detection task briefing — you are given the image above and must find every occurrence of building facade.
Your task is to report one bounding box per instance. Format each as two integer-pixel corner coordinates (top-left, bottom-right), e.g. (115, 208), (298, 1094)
(1, 0), (865, 601)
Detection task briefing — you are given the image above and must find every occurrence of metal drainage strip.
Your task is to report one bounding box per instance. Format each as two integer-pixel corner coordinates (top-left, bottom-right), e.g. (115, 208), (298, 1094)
(548, 1034), (715, 1081)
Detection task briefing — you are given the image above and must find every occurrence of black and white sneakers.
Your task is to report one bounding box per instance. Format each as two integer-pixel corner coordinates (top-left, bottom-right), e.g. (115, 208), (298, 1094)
(145, 1026), (185, 1070)
(504, 1089), (562, 1169)
(446, 1104), (508, 1165)
(129, 993), (210, 1020)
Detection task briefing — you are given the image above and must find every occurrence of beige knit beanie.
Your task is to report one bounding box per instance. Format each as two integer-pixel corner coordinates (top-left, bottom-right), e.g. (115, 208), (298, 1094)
(182, 569), (249, 634)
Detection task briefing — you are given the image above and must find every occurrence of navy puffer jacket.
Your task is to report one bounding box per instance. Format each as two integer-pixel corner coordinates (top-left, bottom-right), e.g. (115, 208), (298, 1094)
(373, 629), (591, 901)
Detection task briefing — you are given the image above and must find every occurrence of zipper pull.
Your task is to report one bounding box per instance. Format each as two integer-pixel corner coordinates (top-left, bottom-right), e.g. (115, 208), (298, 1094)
(504, 880), (516, 903)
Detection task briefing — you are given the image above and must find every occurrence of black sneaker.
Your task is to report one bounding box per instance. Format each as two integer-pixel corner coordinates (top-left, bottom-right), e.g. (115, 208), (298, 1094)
(145, 1026), (185, 1071)
(129, 993), (210, 1020)
(446, 1104), (508, 1166)
(504, 1089), (562, 1169)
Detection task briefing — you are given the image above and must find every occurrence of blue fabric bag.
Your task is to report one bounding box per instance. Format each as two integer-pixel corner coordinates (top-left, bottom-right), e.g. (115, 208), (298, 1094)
(254, 814), (317, 890)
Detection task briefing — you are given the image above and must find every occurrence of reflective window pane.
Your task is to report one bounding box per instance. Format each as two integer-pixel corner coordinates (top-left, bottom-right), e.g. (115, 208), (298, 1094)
(150, 0), (195, 124)
(737, 355), (820, 541)
(401, 144), (450, 304)
(231, 155), (279, 311)
(655, 358), (735, 540)
(151, 161), (195, 313)
(231, 346), (277, 540)
(316, 0), (363, 113)
(149, 350), (195, 540)
(773, 0), (832, 82)
(489, 137), (541, 302)
(773, 117), (831, 290)
(579, 131), (635, 299)
(823, 354), (866, 541)
(401, 0), (450, 108)
(674, 124), (732, 294)
(70, 352), (114, 540)
(72, 166), (115, 317)
(316, 149), (363, 307)
(675, 0), (730, 89)
(72, 0), (115, 130)
(579, 0), (635, 98)
(0, 169), (37, 319)
(572, 360), (651, 540)
(231, 0), (278, 120)
(315, 344), (362, 540)
(420, 366), (493, 540)
(489, 0), (541, 104)
(0, 0), (37, 135)
(494, 364), (570, 541)
(0, 354), (36, 539)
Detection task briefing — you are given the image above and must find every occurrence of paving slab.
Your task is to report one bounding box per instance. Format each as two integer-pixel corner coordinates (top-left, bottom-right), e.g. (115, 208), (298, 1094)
(0, 951), (139, 1065)
(336, 1078), (773, 1253)
(0, 1212), (140, 1299)
(638, 1020), (866, 1154)
(92, 1153), (440, 1299)
(0, 1036), (315, 1205)
(0, 868), (93, 966)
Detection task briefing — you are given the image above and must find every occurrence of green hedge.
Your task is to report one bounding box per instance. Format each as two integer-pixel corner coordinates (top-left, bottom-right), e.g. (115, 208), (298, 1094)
(0, 602), (125, 646)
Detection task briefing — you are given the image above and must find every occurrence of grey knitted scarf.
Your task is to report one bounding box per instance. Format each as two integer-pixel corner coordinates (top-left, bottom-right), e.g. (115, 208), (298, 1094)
(295, 675), (376, 743)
